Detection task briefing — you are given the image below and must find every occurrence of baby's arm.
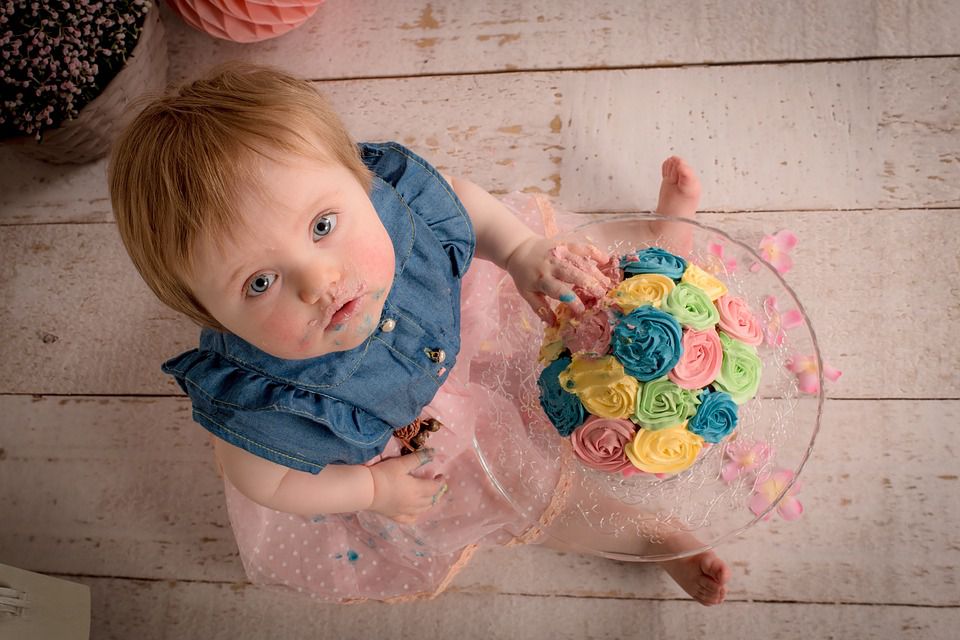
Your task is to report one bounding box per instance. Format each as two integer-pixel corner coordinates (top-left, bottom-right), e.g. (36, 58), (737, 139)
(446, 175), (611, 324)
(212, 436), (446, 523)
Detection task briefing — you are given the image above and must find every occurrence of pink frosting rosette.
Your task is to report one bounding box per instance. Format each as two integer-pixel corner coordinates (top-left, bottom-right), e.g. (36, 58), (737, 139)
(559, 305), (614, 355)
(715, 295), (763, 346)
(668, 327), (723, 389)
(570, 416), (636, 472)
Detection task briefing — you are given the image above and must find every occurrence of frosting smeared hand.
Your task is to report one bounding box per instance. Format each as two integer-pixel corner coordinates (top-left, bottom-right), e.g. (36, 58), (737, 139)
(506, 236), (613, 325)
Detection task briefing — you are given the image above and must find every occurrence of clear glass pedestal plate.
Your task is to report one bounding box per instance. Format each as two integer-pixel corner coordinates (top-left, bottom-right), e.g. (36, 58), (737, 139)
(471, 214), (824, 561)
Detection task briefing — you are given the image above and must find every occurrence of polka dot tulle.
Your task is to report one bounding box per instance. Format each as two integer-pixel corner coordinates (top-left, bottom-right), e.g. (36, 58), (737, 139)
(221, 193), (570, 604)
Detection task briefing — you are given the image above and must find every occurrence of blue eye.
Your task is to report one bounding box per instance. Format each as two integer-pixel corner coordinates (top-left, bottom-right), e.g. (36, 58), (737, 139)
(313, 213), (338, 240)
(246, 273), (276, 297)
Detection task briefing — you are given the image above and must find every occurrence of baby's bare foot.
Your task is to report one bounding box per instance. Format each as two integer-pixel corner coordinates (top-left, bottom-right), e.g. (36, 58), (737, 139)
(656, 155), (701, 219)
(657, 529), (730, 606)
(662, 549), (730, 606)
(650, 156), (700, 254)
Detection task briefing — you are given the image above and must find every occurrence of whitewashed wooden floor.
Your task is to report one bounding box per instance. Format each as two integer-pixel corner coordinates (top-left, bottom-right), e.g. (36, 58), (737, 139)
(2, 1), (959, 638)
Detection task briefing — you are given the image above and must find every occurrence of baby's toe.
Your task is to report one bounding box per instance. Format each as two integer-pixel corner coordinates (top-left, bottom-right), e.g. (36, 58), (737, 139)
(662, 156), (679, 180)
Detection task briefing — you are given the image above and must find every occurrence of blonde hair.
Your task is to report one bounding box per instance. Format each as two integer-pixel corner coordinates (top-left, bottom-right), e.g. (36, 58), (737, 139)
(108, 62), (372, 330)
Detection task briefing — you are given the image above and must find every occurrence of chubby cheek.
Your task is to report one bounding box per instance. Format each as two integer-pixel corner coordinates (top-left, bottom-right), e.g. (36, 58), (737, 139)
(356, 227), (396, 289)
(254, 307), (314, 358)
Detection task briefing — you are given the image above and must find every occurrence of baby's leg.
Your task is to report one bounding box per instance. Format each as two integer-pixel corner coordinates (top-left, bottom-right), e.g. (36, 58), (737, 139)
(649, 156), (701, 255)
(536, 477), (730, 606)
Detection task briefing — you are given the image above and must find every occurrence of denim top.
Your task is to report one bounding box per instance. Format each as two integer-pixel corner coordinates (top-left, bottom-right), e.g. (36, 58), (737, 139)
(161, 142), (475, 474)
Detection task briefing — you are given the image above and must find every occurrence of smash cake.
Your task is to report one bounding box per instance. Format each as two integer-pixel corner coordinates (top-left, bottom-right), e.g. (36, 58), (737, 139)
(537, 246), (765, 477)
(465, 201), (824, 556)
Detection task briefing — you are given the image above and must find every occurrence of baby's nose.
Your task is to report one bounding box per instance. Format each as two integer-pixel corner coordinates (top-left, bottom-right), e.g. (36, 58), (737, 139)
(297, 264), (340, 305)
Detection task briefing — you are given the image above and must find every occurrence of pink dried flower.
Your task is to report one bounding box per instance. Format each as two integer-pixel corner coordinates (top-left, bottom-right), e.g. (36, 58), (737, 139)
(784, 354), (842, 394)
(721, 439), (773, 484)
(749, 469), (803, 521)
(762, 295), (805, 346)
(0, 0), (152, 141)
(707, 240), (737, 273)
(755, 230), (798, 275)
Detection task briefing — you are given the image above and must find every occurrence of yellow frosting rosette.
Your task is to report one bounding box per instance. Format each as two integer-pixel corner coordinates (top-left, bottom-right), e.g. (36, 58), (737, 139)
(681, 263), (728, 301)
(538, 323), (564, 365)
(608, 274), (675, 313)
(624, 423), (704, 474)
(558, 354), (640, 419)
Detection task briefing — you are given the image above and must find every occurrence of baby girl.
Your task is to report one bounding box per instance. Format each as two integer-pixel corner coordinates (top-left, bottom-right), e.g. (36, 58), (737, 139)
(108, 62), (729, 606)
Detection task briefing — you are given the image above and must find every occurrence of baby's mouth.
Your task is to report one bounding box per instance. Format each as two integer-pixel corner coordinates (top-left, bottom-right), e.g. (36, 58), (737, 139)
(327, 296), (362, 329)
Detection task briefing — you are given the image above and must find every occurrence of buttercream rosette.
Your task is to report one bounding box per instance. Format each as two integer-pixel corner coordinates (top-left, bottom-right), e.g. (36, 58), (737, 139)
(537, 244), (768, 477)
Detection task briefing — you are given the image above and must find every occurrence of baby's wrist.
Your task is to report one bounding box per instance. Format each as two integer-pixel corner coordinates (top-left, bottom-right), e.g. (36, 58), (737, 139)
(504, 234), (540, 274)
(364, 464), (380, 512)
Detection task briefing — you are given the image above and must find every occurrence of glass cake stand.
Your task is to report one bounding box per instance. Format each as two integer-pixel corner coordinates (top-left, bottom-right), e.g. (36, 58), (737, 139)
(470, 214), (824, 561)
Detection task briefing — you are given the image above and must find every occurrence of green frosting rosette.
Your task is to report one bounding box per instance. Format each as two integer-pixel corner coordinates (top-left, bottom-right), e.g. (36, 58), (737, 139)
(661, 283), (719, 330)
(713, 332), (762, 404)
(633, 376), (701, 429)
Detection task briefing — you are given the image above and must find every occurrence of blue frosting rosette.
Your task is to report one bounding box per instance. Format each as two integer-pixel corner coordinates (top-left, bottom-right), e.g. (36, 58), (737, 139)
(610, 306), (683, 382)
(620, 247), (688, 280)
(687, 388), (739, 443)
(537, 356), (587, 436)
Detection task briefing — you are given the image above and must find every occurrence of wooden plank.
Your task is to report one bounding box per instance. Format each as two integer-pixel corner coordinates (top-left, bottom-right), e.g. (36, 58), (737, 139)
(2, 58), (958, 224)
(2, 396), (957, 606)
(161, 0), (960, 83)
(1, 210), (956, 398)
(65, 576), (960, 639)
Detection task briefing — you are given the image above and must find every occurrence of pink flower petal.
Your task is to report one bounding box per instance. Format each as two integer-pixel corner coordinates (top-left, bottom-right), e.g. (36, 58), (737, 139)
(770, 253), (794, 274)
(796, 371), (820, 394)
(765, 326), (786, 347)
(721, 461), (740, 484)
(777, 497), (804, 521)
(781, 309), (804, 329)
(763, 295), (779, 315)
(748, 493), (773, 518)
(772, 230), (798, 252)
(823, 364), (843, 382)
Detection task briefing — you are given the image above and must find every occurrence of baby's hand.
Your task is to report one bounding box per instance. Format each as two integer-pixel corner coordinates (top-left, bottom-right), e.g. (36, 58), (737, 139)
(368, 449), (448, 525)
(505, 236), (612, 325)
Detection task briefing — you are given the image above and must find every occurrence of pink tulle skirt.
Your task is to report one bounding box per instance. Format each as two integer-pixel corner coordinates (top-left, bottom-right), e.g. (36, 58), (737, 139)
(221, 193), (577, 603)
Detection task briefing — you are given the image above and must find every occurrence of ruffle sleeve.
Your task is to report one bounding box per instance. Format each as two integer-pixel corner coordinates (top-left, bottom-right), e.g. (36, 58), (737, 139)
(162, 349), (394, 474)
(360, 142), (475, 278)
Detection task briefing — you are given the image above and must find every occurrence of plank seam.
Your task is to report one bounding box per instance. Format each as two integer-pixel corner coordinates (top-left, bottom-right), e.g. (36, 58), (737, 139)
(25, 573), (960, 608)
(301, 54), (960, 84)
(2, 206), (959, 228)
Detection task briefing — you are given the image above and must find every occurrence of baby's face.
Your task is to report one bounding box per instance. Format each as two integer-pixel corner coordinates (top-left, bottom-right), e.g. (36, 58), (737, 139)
(190, 151), (395, 360)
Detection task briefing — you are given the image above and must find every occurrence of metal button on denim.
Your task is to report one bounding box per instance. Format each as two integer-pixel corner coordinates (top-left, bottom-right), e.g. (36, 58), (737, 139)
(427, 348), (446, 363)
(380, 318), (396, 333)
